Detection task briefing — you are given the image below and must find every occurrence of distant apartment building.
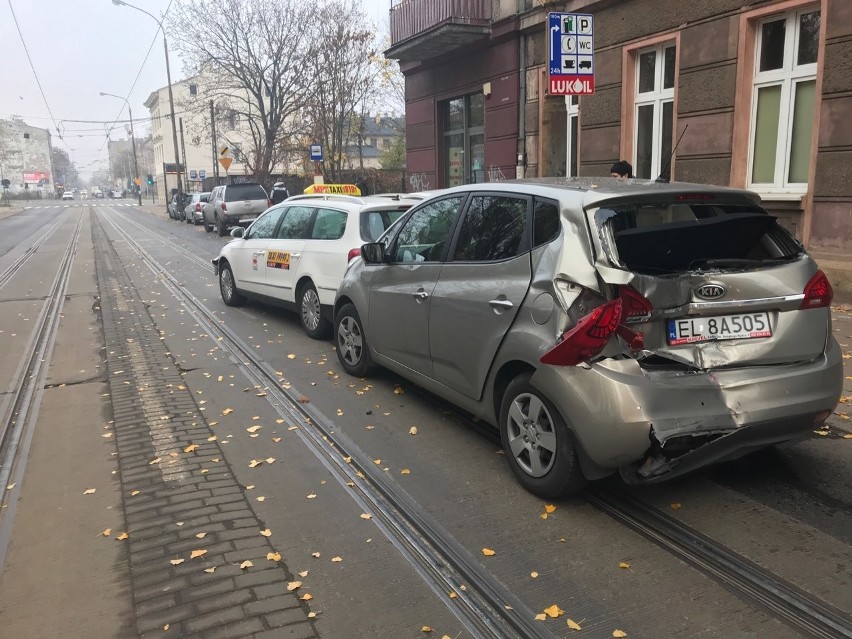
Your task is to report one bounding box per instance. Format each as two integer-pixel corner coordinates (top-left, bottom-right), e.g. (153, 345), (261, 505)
(386, 0), (851, 249)
(346, 115), (405, 169)
(0, 116), (55, 195)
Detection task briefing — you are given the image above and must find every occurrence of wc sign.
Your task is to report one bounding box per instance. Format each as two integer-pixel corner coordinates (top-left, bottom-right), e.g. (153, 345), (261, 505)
(548, 12), (595, 95)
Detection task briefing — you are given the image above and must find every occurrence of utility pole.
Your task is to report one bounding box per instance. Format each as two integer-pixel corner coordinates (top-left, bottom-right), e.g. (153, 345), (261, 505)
(99, 91), (142, 205)
(179, 117), (189, 194)
(210, 100), (219, 184)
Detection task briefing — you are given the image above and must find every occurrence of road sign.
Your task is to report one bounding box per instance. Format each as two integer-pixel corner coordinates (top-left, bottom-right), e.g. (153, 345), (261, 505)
(219, 145), (229, 156)
(548, 12), (595, 96)
(309, 144), (323, 162)
(219, 156), (233, 172)
(134, 177), (141, 186)
(199, 170), (206, 179)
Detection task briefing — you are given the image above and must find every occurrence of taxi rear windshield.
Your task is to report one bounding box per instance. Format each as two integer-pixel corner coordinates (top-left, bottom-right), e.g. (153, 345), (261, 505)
(598, 202), (803, 275)
(225, 184), (267, 202)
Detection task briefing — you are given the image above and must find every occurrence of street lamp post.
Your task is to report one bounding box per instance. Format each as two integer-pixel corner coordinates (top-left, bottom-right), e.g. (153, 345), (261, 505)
(99, 91), (142, 206)
(111, 0), (183, 209)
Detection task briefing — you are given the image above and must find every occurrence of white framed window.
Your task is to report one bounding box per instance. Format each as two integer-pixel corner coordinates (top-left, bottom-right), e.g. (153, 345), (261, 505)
(565, 95), (579, 177)
(633, 43), (676, 180)
(748, 8), (820, 193)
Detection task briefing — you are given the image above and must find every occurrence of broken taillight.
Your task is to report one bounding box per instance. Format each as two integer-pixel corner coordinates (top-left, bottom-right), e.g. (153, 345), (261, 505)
(801, 270), (833, 309)
(619, 286), (653, 322)
(540, 299), (622, 366)
(195, 203), (202, 212)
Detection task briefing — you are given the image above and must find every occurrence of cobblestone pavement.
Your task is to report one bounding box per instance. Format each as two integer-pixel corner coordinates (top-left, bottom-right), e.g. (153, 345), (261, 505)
(93, 212), (320, 638)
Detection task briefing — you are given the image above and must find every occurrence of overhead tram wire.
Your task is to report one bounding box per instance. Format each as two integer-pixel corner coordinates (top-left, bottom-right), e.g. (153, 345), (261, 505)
(6, 0), (73, 152)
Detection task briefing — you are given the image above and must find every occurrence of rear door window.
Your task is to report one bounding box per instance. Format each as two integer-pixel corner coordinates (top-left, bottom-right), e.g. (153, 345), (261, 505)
(533, 198), (560, 247)
(276, 206), (314, 239)
(451, 195), (529, 262)
(310, 208), (348, 240)
(225, 184), (267, 202)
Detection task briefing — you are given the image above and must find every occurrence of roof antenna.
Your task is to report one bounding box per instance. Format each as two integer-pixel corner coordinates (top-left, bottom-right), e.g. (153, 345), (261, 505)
(656, 124), (688, 183)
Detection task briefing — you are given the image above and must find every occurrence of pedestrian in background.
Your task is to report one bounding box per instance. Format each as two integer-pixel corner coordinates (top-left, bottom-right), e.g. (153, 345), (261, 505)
(270, 181), (289, 205)
(610, 160), (633, 179)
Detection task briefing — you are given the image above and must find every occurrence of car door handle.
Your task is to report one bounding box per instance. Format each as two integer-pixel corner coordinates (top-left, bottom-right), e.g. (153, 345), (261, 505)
(413, 290), (429, 302)
(489, 299), (514, 310)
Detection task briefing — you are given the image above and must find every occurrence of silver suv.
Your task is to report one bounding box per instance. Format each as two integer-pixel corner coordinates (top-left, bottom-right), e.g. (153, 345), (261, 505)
(203, 183), (270, 236)
(333, 178), (842, 498)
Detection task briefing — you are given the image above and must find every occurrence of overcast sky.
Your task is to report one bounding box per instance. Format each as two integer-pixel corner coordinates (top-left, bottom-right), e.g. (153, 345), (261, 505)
(0, 0), (393, 177)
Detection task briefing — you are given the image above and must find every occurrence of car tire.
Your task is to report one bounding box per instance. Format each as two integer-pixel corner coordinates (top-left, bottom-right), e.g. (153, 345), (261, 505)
(218, 262), (246, 307)
(216, 214), (227, 237)
(203, 214), (213, 233)
(299, 282), (331, 339)
(334, 303), (375, 377)
(499, 373), (586, 499)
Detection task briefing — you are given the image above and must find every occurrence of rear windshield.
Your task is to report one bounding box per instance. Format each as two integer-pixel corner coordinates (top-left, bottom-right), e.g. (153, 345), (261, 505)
(360, 208), (409, 242)
(597, 202), (803, 275)
(225, 184), (267, 202)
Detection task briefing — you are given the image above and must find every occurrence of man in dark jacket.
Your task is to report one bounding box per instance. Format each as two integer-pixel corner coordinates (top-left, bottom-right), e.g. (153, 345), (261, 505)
(270, 182), (289, 205)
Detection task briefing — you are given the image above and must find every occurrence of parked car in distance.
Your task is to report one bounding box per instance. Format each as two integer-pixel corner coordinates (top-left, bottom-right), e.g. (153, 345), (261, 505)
(212, 192), (419, 338)
(185, 192), (211, 225)
(332, 178), (843, 498)
(203, 183), (270, 236)
(61, 191), (74, 201)
(94, 190), (104, 199)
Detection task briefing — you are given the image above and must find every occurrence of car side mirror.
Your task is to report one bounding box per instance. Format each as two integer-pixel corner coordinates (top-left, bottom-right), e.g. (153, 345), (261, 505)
(230, 227), (245, 239)
(361, 242), (385, 264)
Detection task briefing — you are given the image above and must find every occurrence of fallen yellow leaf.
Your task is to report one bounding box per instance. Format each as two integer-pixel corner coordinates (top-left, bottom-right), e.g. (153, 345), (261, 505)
(249, 460), (263, 468)
(401, 469), (411, 475)
(544, 604), (564, 618)
(222, 408), (234, 415)
(267, 552), (282, 562)
(482, 548), (496, 556)
(164, 624), (169, 631)
(276, 419), (286, 424)
(308, 612), (317, 618)
(204, 567), (216, 574)
(567, 618), (582, 631)
(184, 444), (199, 453)
(256, 496), (266, 502)
(331, 556), (343, 562)
(301, 593), (313, 601)
(116, 532), (129, 541)
(619, 562), (631, 570)
(240, 560), (253, 569)
(530, 571), (539, 578)
(170, 558), (185, 566)
(287, 353), (296, 359)
(190, 549), (207, 559)
(83, 488), (96, 495)
(307, 494), (317, 499)
(196, 532), (207, 539)
(287, 581), (302, 591)
(448, 592), (457, 599)
(421, 626), (432, 633)
(272, 437), (282, 443)
(246, 425), (261, 433)
(613, 631), (627, 638)
(260, 529), (272, 537)
(409, 426), (418, 435)
(217, 375), (223, 382)
(360, 513), (372, 520)
(265, 457), (276, 464)
(670, 503), (682, 510)
(298, 570), (309, 577)
(5, 484), (14, 490)
(130, 490), (141, 496)
(149, 457), (161, 465)
(544, 504), (557, 514)
(394, 386), (405, 395)
(535, 613), (547, 621)
(101, 528), (112, 537)
(311, 552), (321, 558)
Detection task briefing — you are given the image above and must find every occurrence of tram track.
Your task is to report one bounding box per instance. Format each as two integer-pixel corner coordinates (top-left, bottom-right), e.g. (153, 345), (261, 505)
(0, 210), (84, 563)
(102, 206), (852, 639)
(0, 211), (69, 291)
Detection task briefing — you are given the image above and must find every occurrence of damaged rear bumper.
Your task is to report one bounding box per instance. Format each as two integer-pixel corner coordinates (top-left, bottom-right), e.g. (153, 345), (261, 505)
(532, 336), (843, 481)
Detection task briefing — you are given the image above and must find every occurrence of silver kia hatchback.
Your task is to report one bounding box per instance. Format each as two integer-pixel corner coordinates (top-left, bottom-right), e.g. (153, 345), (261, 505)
(333, 178), (842, 498)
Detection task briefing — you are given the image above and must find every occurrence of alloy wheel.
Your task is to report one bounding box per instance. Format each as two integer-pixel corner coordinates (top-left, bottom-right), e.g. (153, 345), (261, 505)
(337, 316), (363, 366)
(505, 392), (557, 477)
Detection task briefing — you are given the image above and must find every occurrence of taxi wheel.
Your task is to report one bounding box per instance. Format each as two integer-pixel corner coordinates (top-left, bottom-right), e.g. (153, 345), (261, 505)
(499, 373), (586, 499)
(335, 303), (375, 377)
(216, 215), (227, 237)
(219, 262), (246, 307)
(299, 283), (331, 339)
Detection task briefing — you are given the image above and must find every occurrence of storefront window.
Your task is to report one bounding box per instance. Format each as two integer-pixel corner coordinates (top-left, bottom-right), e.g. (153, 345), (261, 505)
(441, 94), (485, 186)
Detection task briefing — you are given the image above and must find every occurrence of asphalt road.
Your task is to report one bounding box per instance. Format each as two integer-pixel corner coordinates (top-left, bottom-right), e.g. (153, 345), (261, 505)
(0, 201), (849, 639)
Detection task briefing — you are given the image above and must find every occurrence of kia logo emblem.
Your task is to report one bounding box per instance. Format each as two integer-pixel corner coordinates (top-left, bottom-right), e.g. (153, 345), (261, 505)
(695, 283), (727, 300)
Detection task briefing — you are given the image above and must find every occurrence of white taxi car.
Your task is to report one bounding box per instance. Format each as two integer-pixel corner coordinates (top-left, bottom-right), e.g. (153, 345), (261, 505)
(212, 191), (421, 338)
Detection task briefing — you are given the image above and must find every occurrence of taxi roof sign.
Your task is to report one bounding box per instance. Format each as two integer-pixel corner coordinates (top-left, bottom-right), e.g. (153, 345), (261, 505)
(303, 184), (361, 196)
